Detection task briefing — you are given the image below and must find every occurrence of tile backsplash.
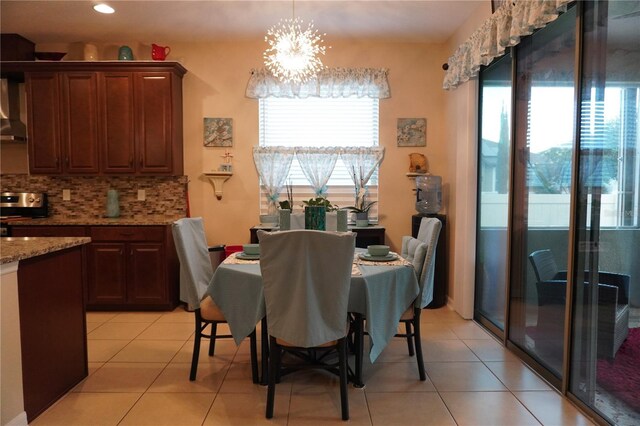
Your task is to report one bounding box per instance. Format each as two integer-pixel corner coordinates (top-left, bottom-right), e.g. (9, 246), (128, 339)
(1, 175), (188, 218)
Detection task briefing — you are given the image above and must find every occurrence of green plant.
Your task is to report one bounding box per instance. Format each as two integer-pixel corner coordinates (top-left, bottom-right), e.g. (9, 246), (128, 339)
(302, 197), (339, 212)
(278, 182), (294, 210)
(345, 200), (377, 213)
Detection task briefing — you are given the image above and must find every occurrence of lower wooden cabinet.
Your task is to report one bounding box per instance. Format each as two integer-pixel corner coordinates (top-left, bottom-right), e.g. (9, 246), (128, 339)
(11, 224), (179, 310)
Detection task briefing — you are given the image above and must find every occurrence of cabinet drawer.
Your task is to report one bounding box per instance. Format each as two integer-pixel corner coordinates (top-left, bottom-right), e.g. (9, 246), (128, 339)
(12, 226), (87, 237)
(90, 226), (164, 242)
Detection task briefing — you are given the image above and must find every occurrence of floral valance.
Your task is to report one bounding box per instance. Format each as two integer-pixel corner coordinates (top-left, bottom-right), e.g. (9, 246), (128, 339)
(246, 68), (390, 99)
(443, 0), (573, 90)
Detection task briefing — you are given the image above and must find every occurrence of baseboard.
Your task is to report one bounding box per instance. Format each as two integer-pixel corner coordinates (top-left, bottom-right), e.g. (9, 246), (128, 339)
(5, 411), (28, 426)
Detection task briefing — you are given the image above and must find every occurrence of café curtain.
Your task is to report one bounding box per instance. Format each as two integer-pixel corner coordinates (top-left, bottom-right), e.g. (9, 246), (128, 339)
(252, 146), (295, 215)
(295, 147), (340, 197)
(443, 0), (573, 90)
(246, 67), (390, 99)
(340, 147), (385, 208)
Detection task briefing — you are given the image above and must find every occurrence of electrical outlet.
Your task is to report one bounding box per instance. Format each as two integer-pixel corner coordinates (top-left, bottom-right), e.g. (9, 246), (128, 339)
(137, 189), (146, 201)
(62, 189), (71, 201)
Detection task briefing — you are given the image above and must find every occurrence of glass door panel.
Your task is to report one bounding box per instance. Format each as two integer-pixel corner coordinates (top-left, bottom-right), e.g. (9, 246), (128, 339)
(570, 1), (640, 423)
(509, 7), (576, 380)
(475, 54), (513, 331)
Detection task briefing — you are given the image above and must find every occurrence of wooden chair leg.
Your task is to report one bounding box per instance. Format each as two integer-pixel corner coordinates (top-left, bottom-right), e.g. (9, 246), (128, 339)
(338, 338), (350, 421)
(266, 336), (279, 419)
(249, 329), (259, 384)
(405, 321), (415, 356)
(260, 317), (269, 385)
(208, 322), (218, 356)
(190, 314), (203, 381)
(413, 310), (426, 381)
(353, 313), (364, 388)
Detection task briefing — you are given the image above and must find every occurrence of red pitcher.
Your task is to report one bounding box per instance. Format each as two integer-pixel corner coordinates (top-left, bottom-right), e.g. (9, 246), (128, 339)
(151, 43), (171, 60)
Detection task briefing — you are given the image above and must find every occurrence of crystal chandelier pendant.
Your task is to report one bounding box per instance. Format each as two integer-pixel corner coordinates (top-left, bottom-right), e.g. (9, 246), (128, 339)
(264, 17), (328, 84)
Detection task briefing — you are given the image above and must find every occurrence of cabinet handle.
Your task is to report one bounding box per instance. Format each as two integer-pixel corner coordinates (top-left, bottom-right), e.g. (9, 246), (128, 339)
(139, 156), (143, 167)
(130, 249), (133, 256)
(65, 157), (69, 166)
(119, 231), (134, 236)
(55, 158), (59, 166)
(129, 156), (133, 167)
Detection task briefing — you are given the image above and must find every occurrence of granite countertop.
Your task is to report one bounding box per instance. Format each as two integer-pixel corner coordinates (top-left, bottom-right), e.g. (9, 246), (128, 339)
(8, 216), (184, 226)
(0, 237), (91, 264)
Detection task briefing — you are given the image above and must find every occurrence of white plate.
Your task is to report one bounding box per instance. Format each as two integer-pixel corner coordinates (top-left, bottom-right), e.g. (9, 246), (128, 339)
(236, 252), (260, 260)
(358, 253), (398, 262)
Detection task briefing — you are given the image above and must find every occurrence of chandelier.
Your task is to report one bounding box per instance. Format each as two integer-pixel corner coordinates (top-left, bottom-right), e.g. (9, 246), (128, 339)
(263, 2), (328, 84)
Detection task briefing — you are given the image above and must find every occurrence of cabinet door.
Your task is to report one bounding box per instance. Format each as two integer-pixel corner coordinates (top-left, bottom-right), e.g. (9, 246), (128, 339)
(127, 242), (166, 305)
(26, 72), (62, 174)
(59, 72), (100, 173)
(87, 242), (127, 305)
(135, 72), (173, 174)
(100, 72), (136, 173)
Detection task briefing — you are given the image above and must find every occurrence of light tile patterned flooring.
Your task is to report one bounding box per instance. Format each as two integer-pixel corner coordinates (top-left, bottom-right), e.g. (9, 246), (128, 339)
(32, 306), (596, 426)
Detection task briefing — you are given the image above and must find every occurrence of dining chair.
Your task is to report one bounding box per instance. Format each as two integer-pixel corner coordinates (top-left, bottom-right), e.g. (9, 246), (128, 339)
(172, 217), (259, 382)
(258, 229), (356, 420)
(397, 217), (442, 380)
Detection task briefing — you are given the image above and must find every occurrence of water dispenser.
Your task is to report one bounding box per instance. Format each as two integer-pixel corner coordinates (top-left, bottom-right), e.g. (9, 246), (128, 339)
(415, 175), (442, 214)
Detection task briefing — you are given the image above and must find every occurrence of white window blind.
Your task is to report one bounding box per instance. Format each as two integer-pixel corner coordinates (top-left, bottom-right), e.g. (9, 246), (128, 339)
(259, 97), (379, 219)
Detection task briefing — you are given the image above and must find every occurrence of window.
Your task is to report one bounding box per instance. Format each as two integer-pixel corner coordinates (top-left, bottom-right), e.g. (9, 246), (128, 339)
(258, 97), (379, 217)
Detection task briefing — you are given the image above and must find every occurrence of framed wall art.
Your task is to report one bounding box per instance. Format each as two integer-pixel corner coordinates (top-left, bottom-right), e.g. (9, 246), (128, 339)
(204, 117), (233, 147)
(397, 118), (426, 147)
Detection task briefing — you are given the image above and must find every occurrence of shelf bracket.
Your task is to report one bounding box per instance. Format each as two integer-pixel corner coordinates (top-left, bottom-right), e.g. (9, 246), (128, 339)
(204, 171), (232, 200)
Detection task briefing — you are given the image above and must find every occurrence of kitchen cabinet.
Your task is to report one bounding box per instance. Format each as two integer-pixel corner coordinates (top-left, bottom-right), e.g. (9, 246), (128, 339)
(26, 72), (61, 173)
(17, 62), (186, 175)
(27, 72), (101, 174)
(10, 224), (180, 310)
(87, 226), (177, 310)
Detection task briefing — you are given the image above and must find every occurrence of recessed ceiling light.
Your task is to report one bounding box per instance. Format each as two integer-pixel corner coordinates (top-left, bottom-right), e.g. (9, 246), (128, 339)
(93, 3), (115, 14)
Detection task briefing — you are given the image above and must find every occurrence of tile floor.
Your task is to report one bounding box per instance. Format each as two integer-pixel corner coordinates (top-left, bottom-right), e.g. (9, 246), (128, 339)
(31, 306), (596, 426)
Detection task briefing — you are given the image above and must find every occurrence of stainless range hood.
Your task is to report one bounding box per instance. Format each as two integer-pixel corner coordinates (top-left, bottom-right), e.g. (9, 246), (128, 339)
(0, 78), (27, 142)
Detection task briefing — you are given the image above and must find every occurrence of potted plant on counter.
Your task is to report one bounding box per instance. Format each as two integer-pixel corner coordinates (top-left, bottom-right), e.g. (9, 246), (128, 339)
(346, 188), (377, 227)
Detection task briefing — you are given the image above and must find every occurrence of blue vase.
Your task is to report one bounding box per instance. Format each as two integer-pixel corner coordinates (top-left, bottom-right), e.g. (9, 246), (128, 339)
(304, 206), (326, 231)
(106, 189), (120, 218)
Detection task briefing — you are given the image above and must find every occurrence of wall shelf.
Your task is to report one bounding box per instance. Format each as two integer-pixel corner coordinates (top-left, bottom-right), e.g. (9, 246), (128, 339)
(204, 171), (232, 200)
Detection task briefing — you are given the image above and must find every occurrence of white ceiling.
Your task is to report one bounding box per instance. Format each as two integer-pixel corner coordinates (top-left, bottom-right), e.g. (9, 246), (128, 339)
(0, 1), (486, 45)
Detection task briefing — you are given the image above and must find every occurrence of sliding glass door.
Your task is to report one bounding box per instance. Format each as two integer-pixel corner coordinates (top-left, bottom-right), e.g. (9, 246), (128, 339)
(570, 1), (640, 423)
(508, 7), (577, 381)
(475, 1), (640, 422)
(475, 54), (513, 333)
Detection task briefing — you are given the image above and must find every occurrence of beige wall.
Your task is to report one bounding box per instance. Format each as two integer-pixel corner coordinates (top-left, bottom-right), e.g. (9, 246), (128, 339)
(168, 38), (452, 252)
(443, 2), (492, 313)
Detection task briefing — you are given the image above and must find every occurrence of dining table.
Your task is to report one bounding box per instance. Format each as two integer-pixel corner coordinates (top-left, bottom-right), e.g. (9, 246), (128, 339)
(206, 248), (419, 387)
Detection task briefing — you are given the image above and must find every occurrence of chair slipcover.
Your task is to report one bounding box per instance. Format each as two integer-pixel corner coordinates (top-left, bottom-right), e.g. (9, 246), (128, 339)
(258, 229), (356, 347)
(401, 236), (429, 275)
(172, 217), (214, 309)
(414, 217), (442, 309)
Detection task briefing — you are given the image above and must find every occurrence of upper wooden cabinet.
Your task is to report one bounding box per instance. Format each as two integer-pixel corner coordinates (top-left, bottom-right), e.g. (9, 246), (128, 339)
(16, 62), (186, 175)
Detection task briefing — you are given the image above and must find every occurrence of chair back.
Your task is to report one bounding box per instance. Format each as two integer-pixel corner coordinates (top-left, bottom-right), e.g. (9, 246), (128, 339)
(172, 217), (214, 309)
(529, 249), (559, 282)
(413, 217), (442, 308)
(258, 230), (356, 347)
